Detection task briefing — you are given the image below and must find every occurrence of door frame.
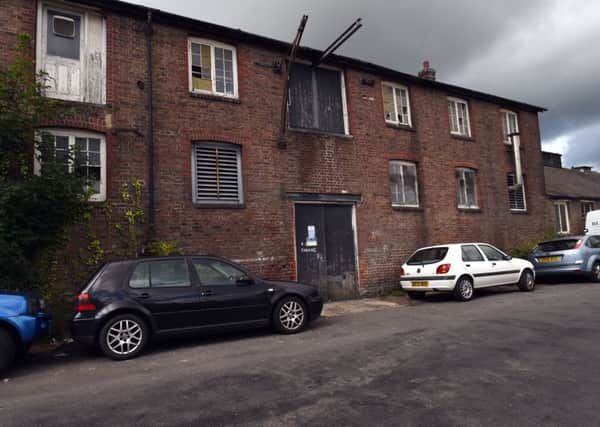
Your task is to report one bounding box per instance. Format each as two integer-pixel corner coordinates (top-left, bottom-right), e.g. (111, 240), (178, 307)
(292, 201), (361, 290)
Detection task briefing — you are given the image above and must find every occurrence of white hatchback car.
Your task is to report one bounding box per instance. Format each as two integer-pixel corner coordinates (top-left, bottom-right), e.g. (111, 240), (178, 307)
(400, 243), (535, 301)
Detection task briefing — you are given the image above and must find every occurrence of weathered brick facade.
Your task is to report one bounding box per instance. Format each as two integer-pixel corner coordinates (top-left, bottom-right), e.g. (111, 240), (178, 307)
(2, 0), (549, 296)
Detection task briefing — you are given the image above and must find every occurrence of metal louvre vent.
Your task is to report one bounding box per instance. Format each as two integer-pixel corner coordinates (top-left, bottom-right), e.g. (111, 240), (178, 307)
(507, 174), (526, 210)
(194, 143), (242, 204)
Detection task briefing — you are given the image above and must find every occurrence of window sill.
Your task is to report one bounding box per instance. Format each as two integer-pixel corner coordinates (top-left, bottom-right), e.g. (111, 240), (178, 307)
(386, 123), (416, 132)
(509, 209), (529, 215)
(392, 205), (422, 212)
(193, 203), (245, 209)
(190, 92), (241, 104)
(287, 127), (353, 140)
(457, 207), (481, 213)
(451, 134), (474, 142)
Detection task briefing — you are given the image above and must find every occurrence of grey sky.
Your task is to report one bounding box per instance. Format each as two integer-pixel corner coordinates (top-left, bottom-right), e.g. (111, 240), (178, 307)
(133, 0), (600, 169)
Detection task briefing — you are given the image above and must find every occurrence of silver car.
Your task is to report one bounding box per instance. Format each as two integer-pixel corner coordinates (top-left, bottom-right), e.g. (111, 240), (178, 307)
(529, 235), (600, 281)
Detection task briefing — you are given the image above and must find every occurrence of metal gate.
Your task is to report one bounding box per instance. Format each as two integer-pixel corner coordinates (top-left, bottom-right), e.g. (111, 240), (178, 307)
(294, 204), (358, 300)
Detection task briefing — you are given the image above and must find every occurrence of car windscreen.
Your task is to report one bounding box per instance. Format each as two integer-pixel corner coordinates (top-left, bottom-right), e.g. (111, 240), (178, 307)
(407, 247), (449, 265)
(538, 239), (579, 252)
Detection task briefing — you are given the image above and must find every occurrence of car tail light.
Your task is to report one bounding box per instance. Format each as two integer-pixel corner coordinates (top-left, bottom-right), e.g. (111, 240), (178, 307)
(400, 267), (406, 276)
(436, 264), (451, 274)
(76, 293), (96, 312)
(575, 239), (583, 249)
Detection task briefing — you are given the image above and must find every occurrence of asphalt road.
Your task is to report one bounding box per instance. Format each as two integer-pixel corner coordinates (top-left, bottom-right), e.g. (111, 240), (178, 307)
(2, 282), (600, 426)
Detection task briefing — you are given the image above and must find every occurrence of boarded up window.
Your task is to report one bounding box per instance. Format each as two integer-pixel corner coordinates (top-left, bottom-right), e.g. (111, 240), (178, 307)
(456, 168), (478, 208)
(38, 4), (106, 104)
(389, 161), (419, 206)
(193, 143), (243, 205)
(288, 63), (346, 134)
(189, 40), (237, 97)
(507, 173), (526, 211)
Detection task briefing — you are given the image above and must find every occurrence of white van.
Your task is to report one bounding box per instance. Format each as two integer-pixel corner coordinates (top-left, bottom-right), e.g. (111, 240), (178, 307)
(585, 210), (600, 235)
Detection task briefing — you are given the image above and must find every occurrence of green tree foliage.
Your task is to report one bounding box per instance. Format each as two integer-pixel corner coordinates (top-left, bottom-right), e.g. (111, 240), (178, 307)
(0, 34), (89, 291)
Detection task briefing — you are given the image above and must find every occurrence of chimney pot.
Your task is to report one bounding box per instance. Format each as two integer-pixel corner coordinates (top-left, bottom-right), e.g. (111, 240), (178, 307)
(418, 60), (436, 81)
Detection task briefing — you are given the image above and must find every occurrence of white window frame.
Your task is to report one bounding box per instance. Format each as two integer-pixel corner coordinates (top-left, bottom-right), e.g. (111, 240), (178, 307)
(287, 59), (350, 136)
(188, 38), (239, 99)
(382, 82), (412, 126)
(34, 129), (107, 202)
(456, 167), (478, 209)
(507, 173), (527, 212)
(191, 142), (244, 206)
(448, 97), (471, 137)
(554, 201), (570, 234)
(501, 110), (519, 145)
(581, 200), (595, 219)
(389, 160), (419, 208)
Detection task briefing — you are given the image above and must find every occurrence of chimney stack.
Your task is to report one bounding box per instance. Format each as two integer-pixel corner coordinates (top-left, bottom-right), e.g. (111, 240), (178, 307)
(418, 60), (436, 81)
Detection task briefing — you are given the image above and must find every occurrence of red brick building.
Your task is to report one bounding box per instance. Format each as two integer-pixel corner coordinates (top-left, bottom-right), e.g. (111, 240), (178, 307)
(2, 0), (549, 299)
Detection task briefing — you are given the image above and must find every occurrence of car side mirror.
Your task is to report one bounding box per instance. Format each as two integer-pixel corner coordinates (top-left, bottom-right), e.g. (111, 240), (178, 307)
(503, 255), (512, 261)
(236, 276), (254, 286)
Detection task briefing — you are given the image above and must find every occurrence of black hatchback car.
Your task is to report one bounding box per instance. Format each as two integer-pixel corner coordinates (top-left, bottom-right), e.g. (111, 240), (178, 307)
(71, 256), (323, 360)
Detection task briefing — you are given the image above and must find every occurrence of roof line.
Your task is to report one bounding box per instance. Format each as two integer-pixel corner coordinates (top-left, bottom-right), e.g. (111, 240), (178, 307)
(72, 0), (546, 112)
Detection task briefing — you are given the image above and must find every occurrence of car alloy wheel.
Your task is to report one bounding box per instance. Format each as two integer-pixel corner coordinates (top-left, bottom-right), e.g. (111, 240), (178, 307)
(280, 300), (305, 331)
(99, 314), (148, 360)
(273, 297), (308, 334)
(454, 277), (474, 301)
(518, 270), (535, 291)
(106, 319), (143, 356)
(592, 262), (600, 282)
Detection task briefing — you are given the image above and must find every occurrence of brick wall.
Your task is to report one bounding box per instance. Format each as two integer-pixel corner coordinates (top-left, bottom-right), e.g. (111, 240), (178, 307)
(3, 0), (549, 295)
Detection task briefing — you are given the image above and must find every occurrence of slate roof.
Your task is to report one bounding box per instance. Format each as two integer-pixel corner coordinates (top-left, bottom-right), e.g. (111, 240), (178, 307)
(544, 166), (600, 200)
(73, 0), (546, 113)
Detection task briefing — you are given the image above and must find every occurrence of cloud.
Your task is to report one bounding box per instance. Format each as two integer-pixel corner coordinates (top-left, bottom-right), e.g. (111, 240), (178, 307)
(131, 0), (600, 167)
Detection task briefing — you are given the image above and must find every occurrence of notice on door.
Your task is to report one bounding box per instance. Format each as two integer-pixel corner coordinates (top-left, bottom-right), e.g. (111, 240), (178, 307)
(306, 225), (317, 247)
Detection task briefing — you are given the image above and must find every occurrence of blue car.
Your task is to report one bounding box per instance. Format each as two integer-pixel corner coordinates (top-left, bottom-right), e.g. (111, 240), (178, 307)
(529, 235), (600, 281)
(0, 292), (51, 373)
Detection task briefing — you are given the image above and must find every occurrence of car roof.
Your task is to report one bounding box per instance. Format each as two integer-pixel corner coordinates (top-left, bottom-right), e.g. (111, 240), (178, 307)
(106, 255), (229, 265)
(539, 236), (586, 244)
(414, 243), (495, 250)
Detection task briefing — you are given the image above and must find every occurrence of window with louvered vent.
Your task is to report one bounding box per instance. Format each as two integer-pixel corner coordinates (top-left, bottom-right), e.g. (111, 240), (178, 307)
(192, 143), (243, 205)
(507, 173), (526, 211)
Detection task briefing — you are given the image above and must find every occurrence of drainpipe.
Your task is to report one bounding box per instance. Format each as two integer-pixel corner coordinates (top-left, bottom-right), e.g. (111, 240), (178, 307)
(144, 10), (156, 242)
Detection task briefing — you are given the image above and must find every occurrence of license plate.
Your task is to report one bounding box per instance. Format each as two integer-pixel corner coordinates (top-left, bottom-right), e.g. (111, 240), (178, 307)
(411, 281), (429, 287)
(538, 256), (562, 263)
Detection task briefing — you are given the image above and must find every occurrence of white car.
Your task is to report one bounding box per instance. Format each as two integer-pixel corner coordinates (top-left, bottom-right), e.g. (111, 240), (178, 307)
(400, 243), (535, 301)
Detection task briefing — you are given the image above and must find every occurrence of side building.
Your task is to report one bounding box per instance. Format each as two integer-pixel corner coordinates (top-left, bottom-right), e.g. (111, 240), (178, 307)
(543, 152), (600, 235)
(1, 0), (548, 299)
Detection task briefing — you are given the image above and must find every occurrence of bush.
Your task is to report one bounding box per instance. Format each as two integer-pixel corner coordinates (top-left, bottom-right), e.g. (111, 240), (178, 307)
(144, 241), (182, 257)
(503, 229), (558, 259)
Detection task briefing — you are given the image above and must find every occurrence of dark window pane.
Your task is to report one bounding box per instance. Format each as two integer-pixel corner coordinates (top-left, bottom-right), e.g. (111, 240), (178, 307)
(150, 260), (191, 288)
(538, 239), (580, 252)
(407, 247), (449, 265)
(193, 259), (246, 285)
(478, 245), (505, 261)
(47, 11), (80, 59)
(129, 263), (150, 288)
(461, 245), (484, 262)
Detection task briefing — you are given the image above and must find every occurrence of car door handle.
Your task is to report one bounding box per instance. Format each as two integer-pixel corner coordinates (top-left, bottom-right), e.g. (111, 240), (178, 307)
(136, 293), (150, 300)
(465, 264), (471, 267)
(492, 262), (497, 266)
(200, 290), (212, 297)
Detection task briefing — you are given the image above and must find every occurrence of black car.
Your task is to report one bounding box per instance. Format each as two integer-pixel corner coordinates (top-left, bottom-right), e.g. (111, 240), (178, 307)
(71, 256), (323, 360)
